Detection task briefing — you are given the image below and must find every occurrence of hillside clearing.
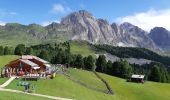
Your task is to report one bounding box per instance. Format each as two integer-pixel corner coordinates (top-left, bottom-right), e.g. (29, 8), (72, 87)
(67, 68), (107, 92)
(5, 68), (170, 100)
(99, 73), (170, 100)
(6, 74), (115, 100)
(70, 41), (97, 57)
(0, 55), (19, 67)
(1, 55), (170, 100)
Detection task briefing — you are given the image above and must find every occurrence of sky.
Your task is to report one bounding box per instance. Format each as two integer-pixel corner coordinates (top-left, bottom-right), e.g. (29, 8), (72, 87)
(0, 0), (170, 31)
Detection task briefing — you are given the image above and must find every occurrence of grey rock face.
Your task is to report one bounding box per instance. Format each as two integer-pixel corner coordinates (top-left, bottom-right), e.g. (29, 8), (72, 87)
(102, 53), (152, 65)
(0, 10), (162, 50)
(51, 10), (156, 49)
(120, 22), (156, 49)
(149, 27), (170, 49)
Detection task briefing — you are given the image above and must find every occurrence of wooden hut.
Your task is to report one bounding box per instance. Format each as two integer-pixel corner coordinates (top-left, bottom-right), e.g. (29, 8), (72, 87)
(131, 74), (145, 83)
(2, 55), (51, 77)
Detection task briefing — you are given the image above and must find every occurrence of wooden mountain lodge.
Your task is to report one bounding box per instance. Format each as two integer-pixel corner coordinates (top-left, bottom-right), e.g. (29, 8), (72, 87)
(130, 74), (145, 83)
(1, 55), (51, 77)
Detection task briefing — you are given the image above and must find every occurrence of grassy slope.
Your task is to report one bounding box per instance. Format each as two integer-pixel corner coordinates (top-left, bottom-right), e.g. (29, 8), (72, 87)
(70, 41), (96, 57)
(0, 55), (19, 87)
(67, 69), (170, 100)
(0, 91), (51, 100)
(0, 55), (20, 67)
(0, 78), (9, 85)
(1, 56), (170, 100)
(67, 68), (107, 92)
(99, 73), (170, 100)
(6, 74), (116, 100)
(6, 68), (170, 100)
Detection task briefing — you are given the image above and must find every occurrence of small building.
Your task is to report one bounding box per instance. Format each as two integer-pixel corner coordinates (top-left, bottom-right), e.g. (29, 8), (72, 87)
(1, 55), (51, 77)
(131, 74), (145, 83)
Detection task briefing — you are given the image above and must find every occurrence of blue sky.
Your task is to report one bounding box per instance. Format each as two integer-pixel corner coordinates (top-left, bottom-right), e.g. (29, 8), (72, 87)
(0, 0), (170, 31)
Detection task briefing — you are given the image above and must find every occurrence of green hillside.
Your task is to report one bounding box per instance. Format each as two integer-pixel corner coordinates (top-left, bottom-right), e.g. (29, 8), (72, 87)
(99, 73), (170, 100)
(0, 55), (20, 67)
(5, 68), (170, 100)
(0, 55), (170, 100)
(70, 41), (97, 57)
(0, 91), (51, 100)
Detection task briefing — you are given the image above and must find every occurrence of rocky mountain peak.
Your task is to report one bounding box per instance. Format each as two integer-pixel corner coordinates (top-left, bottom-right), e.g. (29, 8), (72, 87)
(121, 22), (148, 35)
(149, 27), (170, 48)
(78, 10), (93, 17)
(150, 27), (169, 35)
(0, 10), (164, 50)
(98, 19), (109, 25)
(61, 10), (95, 25)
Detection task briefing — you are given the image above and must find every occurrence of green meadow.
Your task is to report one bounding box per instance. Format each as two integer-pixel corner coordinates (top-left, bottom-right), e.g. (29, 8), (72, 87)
(0, 55), (170, 100)
(70, 41), (97, 57)
(0, 55), (20, 67)
(5, 68), (170, 100)
(0, 91), (51, 100)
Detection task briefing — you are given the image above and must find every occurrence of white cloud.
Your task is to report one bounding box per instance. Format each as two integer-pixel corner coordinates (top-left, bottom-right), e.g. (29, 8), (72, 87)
(0, 21), (6, 26)
(41, 20), (60, 26)
(116, 9), (170, 31)
(51, 4), (71, 14)
(0, 10), (17, 18)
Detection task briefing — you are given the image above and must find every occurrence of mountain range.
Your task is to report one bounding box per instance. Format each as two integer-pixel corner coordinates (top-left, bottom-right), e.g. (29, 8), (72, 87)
(0, 10), (170, 52)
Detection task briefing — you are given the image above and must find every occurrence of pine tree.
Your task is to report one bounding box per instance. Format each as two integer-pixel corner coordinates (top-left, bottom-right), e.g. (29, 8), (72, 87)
(149, 65), (161, 82)
(96, 55), (107, 72)
(85, 55), (95, 70)
(25, 47), (33, 55)
(106, 60), (113, 75)
(14, 44), (26, 55)
(0, 46), (3, 55)
(74, 54), (84, 68)
(39, 50), (49, 61)
(4, 47), (11, 55)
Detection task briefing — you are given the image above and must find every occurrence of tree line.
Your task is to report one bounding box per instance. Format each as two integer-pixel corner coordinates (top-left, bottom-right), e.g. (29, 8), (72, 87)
(94, 44), (170, 66)
(0, 42), (170, 83)
(95, 55), (170, 83)
(0, 46), (14, 55)
(0, 42), (96, 70)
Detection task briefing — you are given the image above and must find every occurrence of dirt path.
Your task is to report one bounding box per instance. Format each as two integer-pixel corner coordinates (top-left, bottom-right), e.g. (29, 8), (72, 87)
(0, 88), (72, 100)
(0, 76), (16, 88)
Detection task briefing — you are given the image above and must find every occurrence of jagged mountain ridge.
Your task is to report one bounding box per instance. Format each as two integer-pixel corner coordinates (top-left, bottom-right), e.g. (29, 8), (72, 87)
(149, 27), (170, 49)
(49, 10), (157, 49)
(0, 10), (168, 51)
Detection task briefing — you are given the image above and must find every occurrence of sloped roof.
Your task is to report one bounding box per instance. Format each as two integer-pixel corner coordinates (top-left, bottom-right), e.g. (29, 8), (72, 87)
(131, 74), (145, 79)
(21, 55), (49, 64)
(20, 59), (40, 70)
(33, 56), (49, 64)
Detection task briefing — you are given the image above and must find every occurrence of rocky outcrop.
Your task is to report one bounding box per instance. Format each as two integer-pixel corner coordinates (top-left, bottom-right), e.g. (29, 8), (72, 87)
(49, 10), (156, 49)
(0, 10), (166, 50)
(149, 27), (170, 49)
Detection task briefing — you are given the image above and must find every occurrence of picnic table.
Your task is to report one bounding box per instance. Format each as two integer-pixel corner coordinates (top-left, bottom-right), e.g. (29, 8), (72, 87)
(22, 74), (40, 81)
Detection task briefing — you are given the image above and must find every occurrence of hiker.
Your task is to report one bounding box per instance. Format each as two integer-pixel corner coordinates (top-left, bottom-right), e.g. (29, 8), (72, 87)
(25, 83), (30, 92)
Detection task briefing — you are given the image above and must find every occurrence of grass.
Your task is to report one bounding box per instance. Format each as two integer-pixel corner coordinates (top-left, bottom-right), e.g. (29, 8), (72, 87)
(5, 68), (170, 100)
(6, 74), (116, 100)
(99, 73), (170, 100)
(0, 55), (20, 67)
(0, 55), (18, 86)
(0, 78), (9, 85)
(0, 91), (51, 100)
(70, 41), (97, 57)
(1, 55), (170, 100)
(67, 68), (107, 92)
